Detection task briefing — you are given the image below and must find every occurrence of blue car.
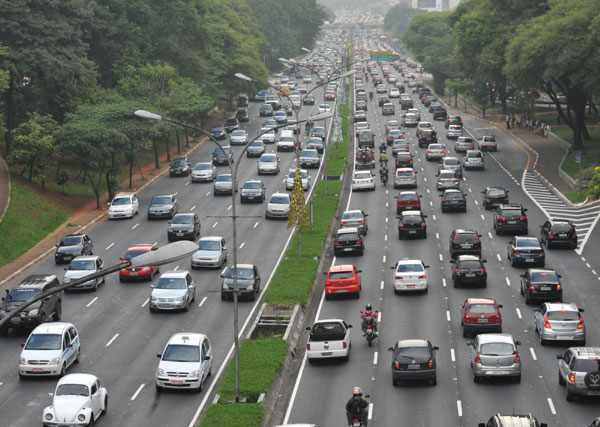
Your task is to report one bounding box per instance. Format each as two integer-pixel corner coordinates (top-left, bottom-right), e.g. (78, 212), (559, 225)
(259, 103), (273, 117)
(507, 236), (545, 267)
(210, 126), (227, 140)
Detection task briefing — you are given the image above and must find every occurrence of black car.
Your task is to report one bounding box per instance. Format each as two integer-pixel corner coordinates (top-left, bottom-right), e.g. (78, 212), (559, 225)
(417, 129), (438, 148)
(378, 96), (390, 107)
(482, 187), (509, 209)
(540, 219), (578, 249)
(520, 268), (562, 304)
(55, 234), (93, 264)
(307, 137), (324, 154)
(210, 126), (227, 140)
(236, 95), (249, 107)
(147, 194), (178, 220)
(451, 255), (487, 287)
(240, 180), (266, 203)
(0, 275), (62, 334)
(388, 339), (438, 386)
(507, 236), (545, 267)
(449, 229), (482, 258)
(397, 210), (427, 239)
(432, 108), (447, 120)
(235, 109), (249, 123)
(394, 152), (414, 169)
(212, 146), (233, 166)
(333, 227), (364, 256)
(167, 213), (200, 242)
(445, 116), (463, 128)
(224, 118), (239, 132)
(493, 204), (528, 235)
(259, 103), (273, 117)
(440, 189), (467, 213)
(221, 264), (261, 301)
(312, 127), (326, 141)
(400, 98), (414, 109)
(303, 95), (315, 105)
(169, 157), (191, 177)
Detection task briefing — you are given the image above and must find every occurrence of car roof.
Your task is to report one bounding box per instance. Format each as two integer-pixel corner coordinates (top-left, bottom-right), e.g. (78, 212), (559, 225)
(270, 192), (289, 198)
(400, 190), (418, 195)
(528, 268), (557, 274)
(499, 203), (523, 209)
(17, 274), (58, 289)
(70, 255), (99, 262)
(456, 255), (480, 262)
(198, 236), (223, 242)
(328, 264), (355, 272)
(544, 302), (578, 312)
(127, 244), (155, 251)
(57, 373), (98, 387)
(397, 339), (428, 347)
(477, 333), (515, 344)
(454, 228), (476, 234)
(338, 227), (359, 233)
(167, 332), (207, 347)
(174, 212), (195, 217)
(443, 189), (463, 194)
(343, 209), (364, 215)
(62, 234), (86, 239)
(113, 193), (134, 198)
(466, 297), (497, 305)
(396, 168), (414, 172)
(402, 210), (422, 216)
(570, 347), (600, 358)
(158, 270), (189, 279)
(491, 415), (539, 427)
(397, 259), (423, 265)
(31, 322), (74, 335)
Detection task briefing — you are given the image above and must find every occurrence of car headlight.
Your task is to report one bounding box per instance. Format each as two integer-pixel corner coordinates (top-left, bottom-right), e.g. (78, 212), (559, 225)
(19, 357), (26, 364)
(45, 413), (53, 421)
(150, 295), (158, 301)
(49, 357), (60, 365)
(157, 368), (165, 376)
(190, 370), (200, 378)
(176, 296), (185, 302)
(141, 267), (151, 271)
(28, 308), (39, 316)
(78, 414), (86, 422)
(222, 282), (229, 289)
(63, 277), (71, 283)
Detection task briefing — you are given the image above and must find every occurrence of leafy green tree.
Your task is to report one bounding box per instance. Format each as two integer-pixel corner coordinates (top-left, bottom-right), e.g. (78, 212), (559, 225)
(288, 168), (310, 257)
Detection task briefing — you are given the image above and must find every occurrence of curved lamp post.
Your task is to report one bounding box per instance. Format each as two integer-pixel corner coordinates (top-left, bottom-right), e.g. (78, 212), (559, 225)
(134, 108), (333, 402)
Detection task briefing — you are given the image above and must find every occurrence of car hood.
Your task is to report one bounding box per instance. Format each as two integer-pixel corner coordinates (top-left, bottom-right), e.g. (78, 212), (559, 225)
(52, 395), (89, 422)
(149, 204), (174, 210)
(214, 181), (232, 188)
(192, 169), (212, 175)
(0, 300), (41, 314)
(158, 359), (200, 372)
(193, 250), (220, 259)
(242, 189), (262, 196)
(223, 278), (254, 289)
(22, 348), (61, 360)
(56, 245), (83, 254)
(64, 270), (96, 280)
(259, 162), (277, 168)
(268, 202), (289, 211)
(151, 288), (186, 298)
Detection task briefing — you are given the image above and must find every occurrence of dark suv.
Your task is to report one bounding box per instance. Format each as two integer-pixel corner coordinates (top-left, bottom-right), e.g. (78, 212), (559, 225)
(212, 146), (233, 166)
(540, 219), (578, 249)
(557, 347), (600, 401)
(451, 255), (487, 287)
(0, 275), (63, 334)
(394, 152), (413, 169)
(478, 414), (547, 427)
(493, 204), (528, 235)
(54, 234), (93, 264)
(449, 229), (482, 258)
(417, 129), (438, 148)
(520, 268), (562, 304)
(397, 210), (427, 239)
(333, 228), (364, 256)
(169, 157), (191, 177)
(482, 187), (509, 210)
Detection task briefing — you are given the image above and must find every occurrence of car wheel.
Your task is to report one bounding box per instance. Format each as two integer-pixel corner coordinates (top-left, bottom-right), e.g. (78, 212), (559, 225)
(510, 256), (516, 267)
(523, 228), (528, 235)
(156, 384), (163, 392)
(53, 301), (62, 321)
(495, 227), (500, 235)
(481, 279), (487, 288)
(520, 285), (524, 295)
(75, 348), (81, 364)
(524, 293), (532, 305)
(343, 353), (350, 362)
(60, 363), (67, 377)
(183, 298), (189, 312)
(473, 373), (480, 383)
(540, 334), (546, 346)
(513, 375), (521, 384)
(453, 279), (459, 288)
(558, 371), (565, 385)
(393, 378), (399, 387)
(103, 396), (108, 414)
(325, 294), (332, 301)
(462, 327), (468, 338)
(93, 279), (99, 292)
(87, 417), (95, 427)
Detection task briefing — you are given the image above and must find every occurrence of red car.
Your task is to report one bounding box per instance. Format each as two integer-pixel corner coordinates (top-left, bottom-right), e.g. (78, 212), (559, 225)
(325, 92), (336, 101)
(460, 297), (503, 337)
(324, 264), (362, 300)
(119, 243), (159, 282)
(396, 191), (422, 214)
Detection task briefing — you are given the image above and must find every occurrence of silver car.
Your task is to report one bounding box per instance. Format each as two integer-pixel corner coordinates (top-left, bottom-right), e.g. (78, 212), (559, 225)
(408, 108), (421, 121)
(463, 150), (484, 169)
(213, 174), (237, 195)
(63, 256), (105, 291)
(469, 333), (522, 383)
(394, 168), (418, 189)
(286, 169), (310, 191)
(257, 153), (280, 175)
(437, 170), (460, 190)
(382, 103), (395, 115)
(446, 124), (463, 139)
(265, 193), (290, 219)
(402, 113), (418, 127)
(246, 140), (265, 157)
(535, 303), (585, 346)
(438, 157), (463, 177)
(455, 136), (475, 153)
(299, 149), (320, 169)
(190, 162), (216, 182)
(425, 143), (447, 161)
(149, 270), (196, 312)
(478, 135), (497, 151)
(258, 127), (275, 143)
(191, 236), (227, 269)
(147, 194), (178, 219)
(229, 129), (248, 145)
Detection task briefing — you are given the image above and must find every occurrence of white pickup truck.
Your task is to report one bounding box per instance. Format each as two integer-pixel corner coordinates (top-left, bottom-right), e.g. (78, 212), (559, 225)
(306, 319), (352, 363)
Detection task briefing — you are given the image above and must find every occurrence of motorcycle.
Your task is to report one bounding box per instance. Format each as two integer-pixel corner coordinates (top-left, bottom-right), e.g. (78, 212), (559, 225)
(360, 311), (378, 346)
(369, 92), (373, 101)
(381, 173), (388, 187)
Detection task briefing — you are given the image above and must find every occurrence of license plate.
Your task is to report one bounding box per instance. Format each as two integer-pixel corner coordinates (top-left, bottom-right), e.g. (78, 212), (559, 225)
(177, 232), (184, 236)
(247, 196), (255, 200)
(408, 364), (420, 370)
(321, 352), (333, 357)
(508, 221), (517, 224)
(344, 248), (353, 251)
(462, 244), (472, 248)
(336, 289), (348, 293)
(541, 286), (552, 291)
(477, 318), (489, 323)
(559, 233), (567, 237)
(588, 390), (600, 396)
(466, 273), (476, 277)
(489, 371), (508, 375)
(170, 380), (183, 385)
(129, 272), (138, 276)
(32, 368), (43, 372)
(406, 284), (415, 288)
(525, 258), (534, 262)
(561, 336), (574, 340)
(409, 230), (417, 234)
(63, 256), (72, 260)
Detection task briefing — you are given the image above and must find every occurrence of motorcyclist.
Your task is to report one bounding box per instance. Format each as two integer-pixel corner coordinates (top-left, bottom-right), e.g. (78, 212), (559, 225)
(379, 142), (387, 153)
(346, 387), (369, 426)
(361, 304), (378, 333)
(369, 91), (373, 100)
(379, 152), (388, 167)
(379, 167), (389, 185)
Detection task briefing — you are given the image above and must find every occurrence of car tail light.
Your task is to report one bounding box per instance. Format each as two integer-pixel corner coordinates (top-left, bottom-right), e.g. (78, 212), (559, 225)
(456, 178), (459, 182)
(359, 219), (365, 224)
(427, 150), (432, 154)
(513, 250), (520, 255)
(398, 223), (404, 228)
(438, 178), (442, 182)
(421, 223), (426, 228)
(548, 231), (554, 237)
(569, 373), (576, 383)
(307, 343), (311, 350)
(475, 352), (482, 364)
(480, 269), (485, 273)
(497, 216), (505, 221)
(577, 316), (584, 329)
(442, 199), (447, 203)
(395, 275), (402, 279)
(441, 150), (446, 154)
(462, 198), (467, 202)
(343, 342), (348, 349)
(544, 315), (551, 329)
(514, 352), (520, 364)
(428, 360), (434, 368)
(520, 216), (527, 221)
(366, 325), (372, 329)
(556, 283), (561, 290)
(334, 241), (339, 246)
(540, 250), (545, 255)
(485, 197), (489, 201)
(394, 361), (400, 369)
(418, 275), (427, 279)
(341, 221), (346, 225)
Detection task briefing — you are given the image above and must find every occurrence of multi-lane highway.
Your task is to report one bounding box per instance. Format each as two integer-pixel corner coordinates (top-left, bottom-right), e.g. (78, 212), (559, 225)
(283, 35), (600, 427)
(0, 65), (337, 426)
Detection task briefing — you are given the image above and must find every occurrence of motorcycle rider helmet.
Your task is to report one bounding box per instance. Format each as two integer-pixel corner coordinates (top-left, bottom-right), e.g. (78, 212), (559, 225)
(365, 304), (372, 311)
(352, 386), (363, 397)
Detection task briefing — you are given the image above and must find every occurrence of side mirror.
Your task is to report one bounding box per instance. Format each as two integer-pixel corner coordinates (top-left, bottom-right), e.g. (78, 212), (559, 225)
(348, 324), (353, 328)
(479, 424), (486, 427)
(478, 234), (482, 238)
(540, 424), (547, 427)
(43, 297), (51, 302)
(21, 343), (25, 347)
(205, 355), (211, 361)
(466, 341), (473, 347)
(357, 270), (362, 273)
(481, 260), (487, 263)
(557, 274), (562, 278)
(387, 347), (394, 352)
(519, 274), (524, 278)
(556, 354), (563, 360)
(579, 308), (584, 312)
(157, 354), (162, 358)
(306, 326), (311, 331)
(149, 285), (154, 288)
(497, 304), (503, 308)
(423, 215), (427, 218)
(515, 341), (521, 346)
(432, 346), (439, 351)
(55, 244), (59, 248)
(449, 260), (455, 264)
(64, 268), (68, 271)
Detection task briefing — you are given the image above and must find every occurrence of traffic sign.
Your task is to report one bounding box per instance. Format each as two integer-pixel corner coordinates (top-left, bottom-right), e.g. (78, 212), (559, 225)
(575, 156), (581, 164)
(370, 50), (393, 61)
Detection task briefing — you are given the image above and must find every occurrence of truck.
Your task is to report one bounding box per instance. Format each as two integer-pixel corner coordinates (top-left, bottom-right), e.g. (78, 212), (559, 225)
(306, 319), (352, 363)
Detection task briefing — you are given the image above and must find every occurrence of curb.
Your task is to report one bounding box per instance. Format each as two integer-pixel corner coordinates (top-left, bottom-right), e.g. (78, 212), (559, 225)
(0, 156), (11, 224)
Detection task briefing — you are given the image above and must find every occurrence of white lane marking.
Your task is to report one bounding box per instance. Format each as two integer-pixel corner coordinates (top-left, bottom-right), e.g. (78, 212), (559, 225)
(132, 223), (139, 230)
(382, 255), (386, 263)
(199, 296), (207, 307)
(386, 201), (389, 208)
(141, 298), (149, 307)
(439, 253), (443, 261)
(547, 397), (556, 415)
(446, 310), (451, 322)
(586, 263), (591, 268)
(442, 278), (446, 287)
(593, 270), (598, 275)
(474, 200), (479, 205)
(190, 205), (196, 211)
(516, 307), (522, 319)
(368, 403), (374, 420)
(221, 267), (228, 276)
(105, 333), (119, 348)
(385, 217), (388, 223)
(432, 214), (436, 220)
(153, 241), (158, 246)
(488, 232), (492, 239)
(254, 221), (259, 228)
(239, 242), (245, 249)
(227, 205), (232, 211)
(429, 201), (433, 207)
(206, 191), (211, 196)
(462, 176), (467, 182)
(384, 235), (388, 241)
(497, 254), (502, 262)
(212, 222), (218, 228)
(174, 192), (178, 196)
(468, 188), (472, 193)
(86, 297), (98, 308)
(530, 347), (537, 361)
(435, 232), (439, 239)
(130, 383), (145, 401)
(427, 188), (430, 194)
(105, 243), (115, 250)
(451, 348), (456, 362)
(505, 277), (511, 287)
(457, 400), (463, 417)
(378, 312), (382, 323)
(481, 214), (485, 220)
(185, 181), (190, 186)
(581, 256), (586, 262)
(173, 265), (179, 271)
(380, 280), (384, 290)
(424, 177), (427, 182)
(373, 352), (378, 365)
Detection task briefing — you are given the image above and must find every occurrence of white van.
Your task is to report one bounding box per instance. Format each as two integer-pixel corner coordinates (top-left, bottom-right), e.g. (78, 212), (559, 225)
(277, 130), (296, 152)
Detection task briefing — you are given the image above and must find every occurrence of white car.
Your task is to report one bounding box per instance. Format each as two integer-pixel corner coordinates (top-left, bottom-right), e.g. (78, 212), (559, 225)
(258, 127), (276, 143)
(277, 134), (296, 152)
(376, 84), (387, 93)
(265, 193), (290, 219)
(392, 258), (430, 294)
(351, 170), (375, 191)
(20, 322), (80, 378)
(43, 373), (107, 426)
(389, 88), (400, 98)
(156, 332), (212, 392)
(408, 108), (421, 121)
(318, 104), (331, 114)
(191, 236), (227, 269)
(286, 169), (310, 191)
(63, 256), (105, 291)
(229, 129), (248, 145)
(446, 124), (463, 139)
(190, 162), (217, 182)
(478, 135), (497, 151)
(108, 193), (139, 219)
(257, 153), (280, 175)
(306, 319), (352, 362)
(354, 121), (370, 135)
(426, 143), (447, 161)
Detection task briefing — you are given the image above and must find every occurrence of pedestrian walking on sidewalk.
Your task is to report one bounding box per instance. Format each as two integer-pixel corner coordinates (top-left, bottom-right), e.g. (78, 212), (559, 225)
(545, 124), (551, 138)
(506, 114), (511, 129)
(511, 114), (516, 129)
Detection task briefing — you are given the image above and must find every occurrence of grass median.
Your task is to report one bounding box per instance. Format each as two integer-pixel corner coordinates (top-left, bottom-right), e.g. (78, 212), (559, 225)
(555, 127), (600, 180)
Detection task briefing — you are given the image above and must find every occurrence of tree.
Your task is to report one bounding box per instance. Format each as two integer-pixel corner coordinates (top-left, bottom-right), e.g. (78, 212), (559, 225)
(8, 113), (57, 186)
(287, 168), (310, 257)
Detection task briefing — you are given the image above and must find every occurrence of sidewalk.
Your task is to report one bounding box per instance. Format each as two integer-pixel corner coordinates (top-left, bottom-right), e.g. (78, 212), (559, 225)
(0, 155), (10, 224)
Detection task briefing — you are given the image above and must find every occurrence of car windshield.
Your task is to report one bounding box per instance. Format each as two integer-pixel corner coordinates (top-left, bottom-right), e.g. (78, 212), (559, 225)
(162, 344), (200, 362)
(439, 172), (455, 179)
(69, 260), (96, 271)
(302, 151), (318, 158)
(429, 145), (442, 150)
(56, 384), (89, 397)
(487, 188), (506, 197)
(225, 119), (237, 125)
(458, 260), (481, 269)
(231, 130), (245, 137)
(396, 346), (430, 358)
(419, 123), (432, 128)
(25, 334), (62, 350)
(548, 311), (579, 321)
(445, 159), (460, 165)
(244, 182), (262, 190)
(468, 304), (496, 314)
(399, 193), (418, 200)
(155, 277), (186, 289)
(445, 192), (463, 199)
(111, 197), (131, 206)
(312, 322), (345, 336)
(403, 215), (422, 224)
(396, 171), (413, 177)
(573, 359), (600, 372)
(329, 271), (354, 280)
(459, 137), (473, 142)
(172, 215), (193, 224)
(198, 240), (220, 251)
(125, 249), (147, 260)
(172, 159), (186, 166)
(9, 288), (41, 301)
(261, 156), (276, 163)
(530, 271), (559, 283)
(480, 342), (514, 356)
(516, 238), (540, 248)
(249, 141), (262, 147)
(211, 127), (224, 133)
(216, 175), (232, 182)
(270, 196), (289, 204)
(151, 196), (172, 205)
(194, 163), (210, 171)
(336, 232), (358, 241)
(60, 236), (83, 246)
(342, 212), (363, 221)
(390, 131), (402, 137)
(551, 223), (573, 232)
(396, 263), (424, 273)
(467, 152), (482, 158)
(225, 268), (254, 280)
(455, 233), (476, 243)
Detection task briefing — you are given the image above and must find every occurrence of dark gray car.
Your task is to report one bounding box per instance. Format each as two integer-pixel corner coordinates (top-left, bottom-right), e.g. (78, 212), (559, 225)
(147, 194), (178, 220)
(167, 213), (200, 242)
(221, 264), (261, 301)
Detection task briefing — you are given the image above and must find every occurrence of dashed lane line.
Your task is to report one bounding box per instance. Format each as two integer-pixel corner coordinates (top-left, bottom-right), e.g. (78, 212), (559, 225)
(132, 223), (139, 230)
(131, 383), (145, 401)
(516, 307), (522, 319)
(199, 296), (207, 307)
(506, 277), (511, 287)
(547, 398), (556, 415)
(530, 347), (537, 361)
(497, 254), (502, 262)
(105, 243), (115, 250)
(86, 297), (98, 308)
(105, 333), (119, 347)
(373, 351), (378, 365)
(141, 297), (149, 307)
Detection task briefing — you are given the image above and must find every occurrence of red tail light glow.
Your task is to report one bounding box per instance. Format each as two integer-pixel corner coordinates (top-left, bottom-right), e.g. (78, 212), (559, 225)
(497, 216), (506, 221)
(307, 343), (311, 350)
(569, 373), (575, 383)
(343, 342), (347, 349)
(544, 315), (551, 329)
(394, 361), (400, 369)
(514, 351), (520, 364)
(475, 352), (481, 364)
(520, 216), (528, 221)
(577, 317), (584, 329)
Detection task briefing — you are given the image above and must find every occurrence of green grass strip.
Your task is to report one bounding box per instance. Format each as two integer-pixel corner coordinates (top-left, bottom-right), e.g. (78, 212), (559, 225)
(199, 403), (264, 427)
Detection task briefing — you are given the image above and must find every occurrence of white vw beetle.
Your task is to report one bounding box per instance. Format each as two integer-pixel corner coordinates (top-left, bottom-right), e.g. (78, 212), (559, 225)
(43, 373), (107, 427)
